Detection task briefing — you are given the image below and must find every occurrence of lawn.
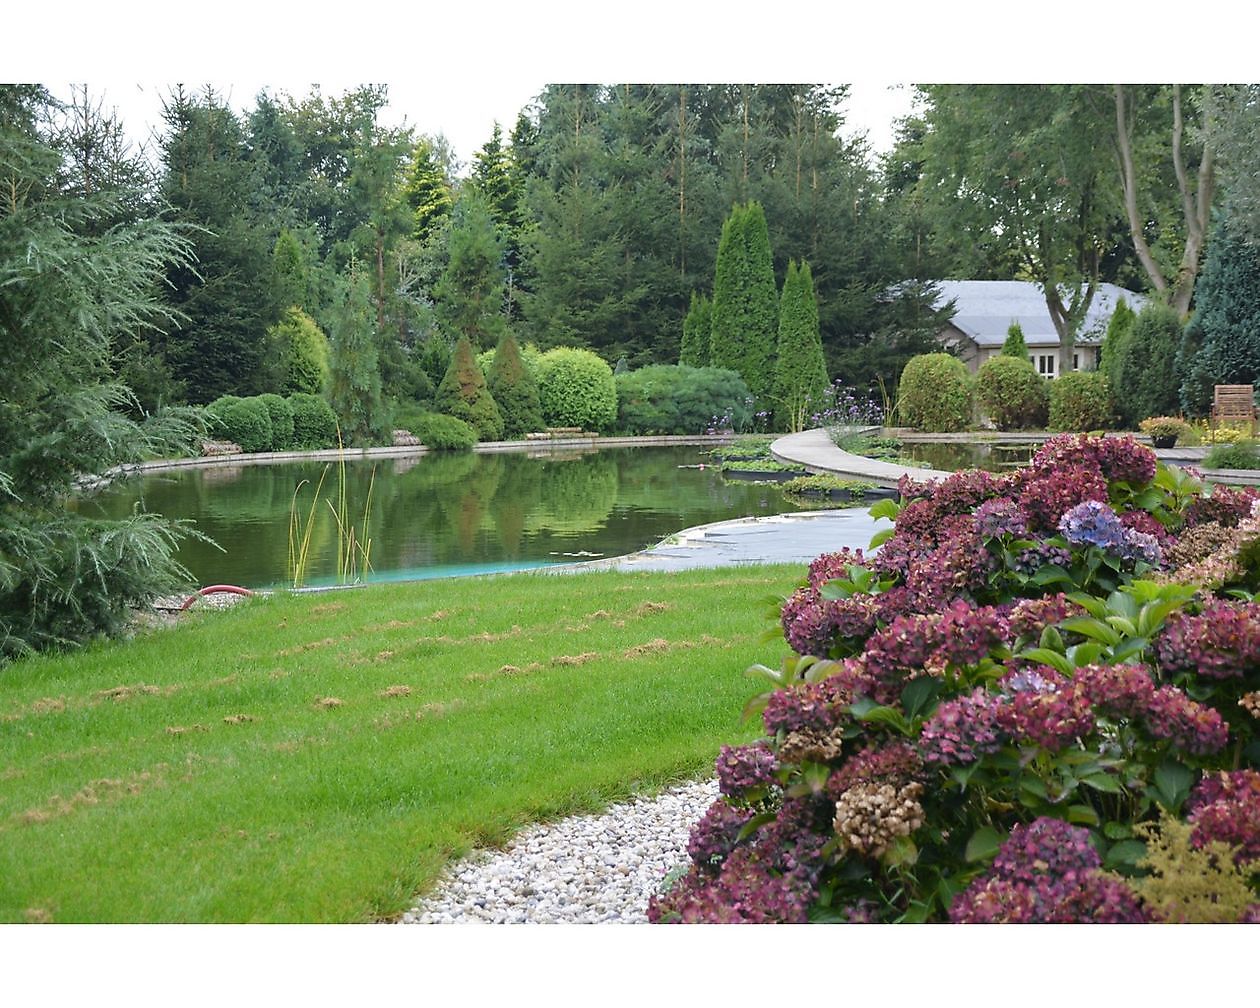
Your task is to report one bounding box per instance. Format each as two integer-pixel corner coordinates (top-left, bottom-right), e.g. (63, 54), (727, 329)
(0, 565), (804, 923)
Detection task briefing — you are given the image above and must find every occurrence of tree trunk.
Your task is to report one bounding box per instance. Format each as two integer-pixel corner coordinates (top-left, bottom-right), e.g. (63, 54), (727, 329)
(1112, 84), (1215, 319)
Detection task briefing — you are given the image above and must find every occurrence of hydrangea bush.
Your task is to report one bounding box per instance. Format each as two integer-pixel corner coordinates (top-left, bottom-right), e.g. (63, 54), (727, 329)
(651, 434), (1260, 923)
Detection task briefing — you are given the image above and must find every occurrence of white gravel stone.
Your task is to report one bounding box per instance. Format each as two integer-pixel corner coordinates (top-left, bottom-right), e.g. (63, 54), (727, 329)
(400, 778), (717, 924)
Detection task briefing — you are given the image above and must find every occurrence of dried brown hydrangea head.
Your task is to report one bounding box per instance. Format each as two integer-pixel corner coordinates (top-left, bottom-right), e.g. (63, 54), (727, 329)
(832, 780), (924, 859)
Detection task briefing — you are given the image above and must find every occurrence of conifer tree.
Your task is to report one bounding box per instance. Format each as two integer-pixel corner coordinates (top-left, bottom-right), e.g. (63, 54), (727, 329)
(327, 267), (387, 446)
(271, 228), (310, 312)
(1, 86), (204, 657)
(436, 335), (504, 441)
(435, 191), (509, 351)
(1114, 303), (1182, 426)
(400, 137), (454, 243)
(710, 201), (778, 407)
(1000, 321), (1029, 359)
(1100, 299), (1136, 393)
(680, 291), (712, 366)
(487, 332), (544, 438)
(773, 261), (829, 432)
(1178, 217), (1260, 415)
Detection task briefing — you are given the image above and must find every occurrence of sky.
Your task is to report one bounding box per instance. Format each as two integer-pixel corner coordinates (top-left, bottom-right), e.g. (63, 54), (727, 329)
(53, 80), (920, 172)
(23, 0), (1253, 177)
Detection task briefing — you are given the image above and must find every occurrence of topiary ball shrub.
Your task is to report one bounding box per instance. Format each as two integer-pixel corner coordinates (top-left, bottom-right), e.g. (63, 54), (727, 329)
(897, 353), (973, 432)
(651, 434), (1260, 924)
(257, 393), (295, 451)
(288, 393), (339, 450)
(537, 347), (618, 432)
(1049, 371), (1113, 432)
(976, 355), (1049, 430)
(405, 411), (478, 451)
(207, 396), (272, 453)
(615, 365), (752, 435)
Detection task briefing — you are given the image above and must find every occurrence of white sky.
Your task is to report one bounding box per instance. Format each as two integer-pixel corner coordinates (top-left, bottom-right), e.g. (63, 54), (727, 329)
(21, 1), (1253, 174)
(48, 80), (920, 172)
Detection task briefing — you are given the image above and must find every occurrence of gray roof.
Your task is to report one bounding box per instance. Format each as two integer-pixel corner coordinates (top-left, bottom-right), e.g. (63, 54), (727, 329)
(934, 280), (1148, 348)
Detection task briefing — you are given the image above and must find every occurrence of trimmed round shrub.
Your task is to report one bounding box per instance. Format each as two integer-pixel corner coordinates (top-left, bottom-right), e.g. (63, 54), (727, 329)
(288, 393), (339, 450)
(203, 395), (243, 439)
(208, 396), (272, 453)
(897, 353), (973, 432)
(257, 393), (295, 450)
(405, 411), (478, 451)
(616, 365), (753, 435)
(1049, 371), (1114, 432)
(976, 355), (1049, 430)
(537, 348), (618, 431)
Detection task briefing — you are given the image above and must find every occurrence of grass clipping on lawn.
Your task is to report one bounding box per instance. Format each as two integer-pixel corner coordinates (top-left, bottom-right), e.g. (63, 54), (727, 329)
(0, 565), (803, 923)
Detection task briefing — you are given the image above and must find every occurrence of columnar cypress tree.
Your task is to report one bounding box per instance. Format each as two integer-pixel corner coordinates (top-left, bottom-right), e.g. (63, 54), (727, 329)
(271, 227), (310, 312)
(487, 332), (543, 438)
(327, 268), (387, 446)
(710, 201), (778, 407)
(1114, 303), (1182, 425)
(1000, 321), (1029, 359)
(680, 291), (712, 366)
(436, 335), (504, 441)
(773, 260), (829, 432)
(1100, 299), (1136, 393)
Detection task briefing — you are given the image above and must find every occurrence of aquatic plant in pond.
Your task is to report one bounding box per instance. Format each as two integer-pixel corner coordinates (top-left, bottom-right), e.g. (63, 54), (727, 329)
(653, 434), (1260, 923)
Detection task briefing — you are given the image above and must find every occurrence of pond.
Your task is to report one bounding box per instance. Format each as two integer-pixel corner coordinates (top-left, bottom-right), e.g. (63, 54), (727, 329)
(74, 446), (820, 589)
(898, 440), (1037, 473)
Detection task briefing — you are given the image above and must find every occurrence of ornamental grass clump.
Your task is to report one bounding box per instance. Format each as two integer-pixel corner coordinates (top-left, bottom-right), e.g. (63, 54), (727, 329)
(653, 432), (1260, 924)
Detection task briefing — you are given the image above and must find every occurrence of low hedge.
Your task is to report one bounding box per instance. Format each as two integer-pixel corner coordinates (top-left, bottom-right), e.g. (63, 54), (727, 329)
(615, 365), (752, 435)
(400, 411), (478, 451)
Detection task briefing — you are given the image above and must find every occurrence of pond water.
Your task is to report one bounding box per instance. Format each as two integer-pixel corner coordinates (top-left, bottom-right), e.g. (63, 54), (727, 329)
(74, 446), (817, 589)
(899, 440), (1036, 473)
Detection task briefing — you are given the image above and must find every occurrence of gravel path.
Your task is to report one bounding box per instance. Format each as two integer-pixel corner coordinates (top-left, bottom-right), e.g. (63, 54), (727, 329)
(400, 779), (717, 924)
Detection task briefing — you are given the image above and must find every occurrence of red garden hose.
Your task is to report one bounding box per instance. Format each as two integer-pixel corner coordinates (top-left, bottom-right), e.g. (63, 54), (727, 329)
(180, 585), (255, 611)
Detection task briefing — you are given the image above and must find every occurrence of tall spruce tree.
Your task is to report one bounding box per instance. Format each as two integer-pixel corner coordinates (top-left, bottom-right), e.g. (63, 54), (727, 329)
(773, 260), (828, 431)
(400, 137), (454, 244)
(680, 291), (712, 366)
(435, 191), (509, 351)
(158, 87), (276, 402)
(487, 332), (543, 438)
(710, 201), (778, 407)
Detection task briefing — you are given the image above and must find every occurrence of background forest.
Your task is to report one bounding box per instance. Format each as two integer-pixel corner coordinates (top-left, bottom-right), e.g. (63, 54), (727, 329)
(14, 83), (1260, 436)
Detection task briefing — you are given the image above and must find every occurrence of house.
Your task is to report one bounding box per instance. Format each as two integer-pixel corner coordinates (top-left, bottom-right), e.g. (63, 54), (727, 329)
(933, 280), (1148, 378)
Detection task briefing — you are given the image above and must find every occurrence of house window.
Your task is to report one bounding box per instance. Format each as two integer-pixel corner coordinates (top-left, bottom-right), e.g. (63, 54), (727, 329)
(1037, 354), (1056, 376)
(1073, 353), (1079, 371)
